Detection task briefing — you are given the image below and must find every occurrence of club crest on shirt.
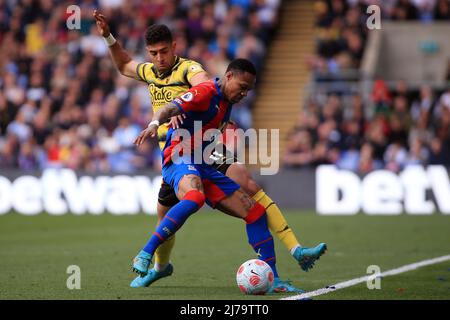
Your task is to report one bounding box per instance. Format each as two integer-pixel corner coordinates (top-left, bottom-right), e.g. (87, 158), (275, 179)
(180, 92), (194, 102)
(189, 65), (201, 72)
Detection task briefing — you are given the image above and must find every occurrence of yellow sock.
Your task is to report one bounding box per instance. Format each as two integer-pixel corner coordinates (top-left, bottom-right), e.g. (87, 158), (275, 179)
(253, 190), (300, 252)
(154, 226), (175, 267)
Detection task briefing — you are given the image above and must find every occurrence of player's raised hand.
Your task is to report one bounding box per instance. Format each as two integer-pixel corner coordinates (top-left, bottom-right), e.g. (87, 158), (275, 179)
(134, 125), (158, 146)
(93, 10), (110, 37)
(168, 114), (187, 129)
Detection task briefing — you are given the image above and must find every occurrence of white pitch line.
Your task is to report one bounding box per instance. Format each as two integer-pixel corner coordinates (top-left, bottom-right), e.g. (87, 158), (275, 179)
(281, 254), (450, 300)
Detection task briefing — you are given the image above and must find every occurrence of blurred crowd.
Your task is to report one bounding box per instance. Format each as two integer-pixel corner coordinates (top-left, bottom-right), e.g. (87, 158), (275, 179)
(310, 0), (450, 78)
(0, 0), (280, 172)
(284, 0), (450, 173)
(284, 81), (450, 173)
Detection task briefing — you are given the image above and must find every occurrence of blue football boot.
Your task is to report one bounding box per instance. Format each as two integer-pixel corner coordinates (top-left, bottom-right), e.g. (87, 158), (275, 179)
(268, 278), (305, 294)
(130, 264), (174, 288)
(293, 243), (327, 272)
(132, 250), (153, 276)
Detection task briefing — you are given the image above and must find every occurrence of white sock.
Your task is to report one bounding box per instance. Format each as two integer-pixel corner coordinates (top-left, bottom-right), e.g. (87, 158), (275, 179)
(290, 245), (301, 256)
(154, 262), (169, 272)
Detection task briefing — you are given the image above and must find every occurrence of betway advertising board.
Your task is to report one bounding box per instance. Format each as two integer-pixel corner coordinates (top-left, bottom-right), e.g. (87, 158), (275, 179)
(316, 165), (450, 215)
(0, 169), (162, 215)
(0, 165), (449, 215)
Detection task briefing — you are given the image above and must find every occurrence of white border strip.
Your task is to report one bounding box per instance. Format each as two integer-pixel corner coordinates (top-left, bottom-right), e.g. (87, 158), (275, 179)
(281, 254), (450, 300)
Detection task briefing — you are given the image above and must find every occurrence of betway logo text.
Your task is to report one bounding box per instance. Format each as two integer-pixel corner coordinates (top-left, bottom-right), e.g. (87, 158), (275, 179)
(0, 169), (162, 215)
(317, 165), (450, 215)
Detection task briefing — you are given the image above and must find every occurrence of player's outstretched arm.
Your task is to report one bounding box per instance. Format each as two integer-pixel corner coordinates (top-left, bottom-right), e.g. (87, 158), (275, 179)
(93, 10), (141, 80)
(134, 102), (182, 146)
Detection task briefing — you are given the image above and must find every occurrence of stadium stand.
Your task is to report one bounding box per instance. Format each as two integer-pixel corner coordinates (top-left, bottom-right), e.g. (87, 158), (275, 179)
(283, 0), (450, 173)
(0, 0), (280, 172)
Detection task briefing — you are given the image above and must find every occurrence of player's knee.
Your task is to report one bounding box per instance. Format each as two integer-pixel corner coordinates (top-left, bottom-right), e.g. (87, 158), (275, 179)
(228, 163), (260, 196)
(246, 178), (261, 196)
(183, 190), (206, 208)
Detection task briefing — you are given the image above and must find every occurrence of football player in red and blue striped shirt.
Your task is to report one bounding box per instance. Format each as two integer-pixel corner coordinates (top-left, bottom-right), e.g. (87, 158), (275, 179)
(132, 59), (284, 284)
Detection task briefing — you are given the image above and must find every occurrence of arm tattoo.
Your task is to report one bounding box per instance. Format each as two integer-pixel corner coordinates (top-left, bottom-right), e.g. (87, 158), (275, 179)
(154, 102), (182, 124)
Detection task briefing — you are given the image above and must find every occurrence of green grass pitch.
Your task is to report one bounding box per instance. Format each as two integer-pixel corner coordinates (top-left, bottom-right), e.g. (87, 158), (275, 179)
(0, 211), (449, 300)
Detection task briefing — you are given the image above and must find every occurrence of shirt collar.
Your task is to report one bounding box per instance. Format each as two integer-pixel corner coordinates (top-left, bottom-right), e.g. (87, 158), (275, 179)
(153, 56), (181, 79)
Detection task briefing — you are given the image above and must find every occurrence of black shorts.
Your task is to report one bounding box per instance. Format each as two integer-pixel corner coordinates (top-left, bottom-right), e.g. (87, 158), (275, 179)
(157, 144), (238, 207)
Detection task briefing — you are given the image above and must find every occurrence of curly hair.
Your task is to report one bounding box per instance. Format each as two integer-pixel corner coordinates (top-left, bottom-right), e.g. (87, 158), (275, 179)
(226, 58), (257, 76)
(144, 24), (173, 45)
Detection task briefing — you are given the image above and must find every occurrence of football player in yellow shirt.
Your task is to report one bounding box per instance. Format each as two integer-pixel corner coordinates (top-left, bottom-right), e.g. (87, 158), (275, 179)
(93, 10), (326, 293)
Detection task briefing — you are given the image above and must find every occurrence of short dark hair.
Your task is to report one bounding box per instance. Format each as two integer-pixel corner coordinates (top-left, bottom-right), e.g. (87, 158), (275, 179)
(145, 24), (173, 45)
(226, 58), (257, 76)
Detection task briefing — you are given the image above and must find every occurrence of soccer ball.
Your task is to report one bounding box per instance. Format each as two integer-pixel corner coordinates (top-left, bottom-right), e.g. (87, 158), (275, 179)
(236, 259), (274, 295)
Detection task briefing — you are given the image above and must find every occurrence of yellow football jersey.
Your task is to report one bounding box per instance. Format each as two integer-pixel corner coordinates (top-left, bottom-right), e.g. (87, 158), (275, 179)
(135, 56), (206, 150)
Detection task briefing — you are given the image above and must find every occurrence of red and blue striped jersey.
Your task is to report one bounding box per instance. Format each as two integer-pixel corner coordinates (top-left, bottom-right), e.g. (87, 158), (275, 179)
(162, 79), (232, 166)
